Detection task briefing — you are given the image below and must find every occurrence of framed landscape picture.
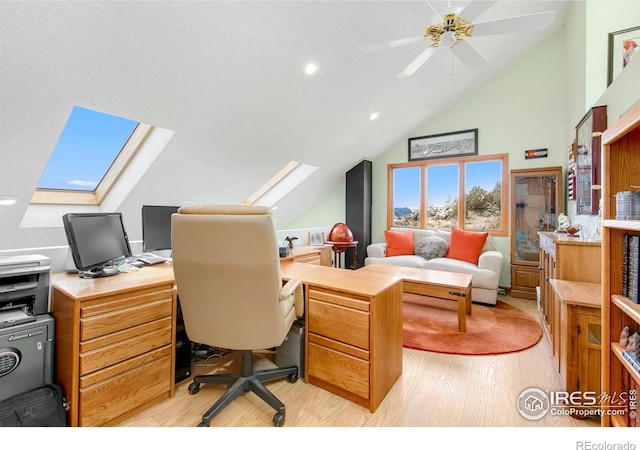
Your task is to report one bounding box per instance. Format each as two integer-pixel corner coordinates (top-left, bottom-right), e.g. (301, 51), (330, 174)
(408, 128), (478, 161)
(608, 26), (640, 86)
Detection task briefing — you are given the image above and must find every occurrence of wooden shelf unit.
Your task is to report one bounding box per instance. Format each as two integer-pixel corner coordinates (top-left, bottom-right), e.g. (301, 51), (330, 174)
(601, 101), (640, 427)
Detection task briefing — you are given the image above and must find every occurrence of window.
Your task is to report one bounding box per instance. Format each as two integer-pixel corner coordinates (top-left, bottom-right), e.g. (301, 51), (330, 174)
(387, 154), (508, 236)
(243, 161), (318, 208)
(31, 106), (153, 205)
(391, 166), (420, 227)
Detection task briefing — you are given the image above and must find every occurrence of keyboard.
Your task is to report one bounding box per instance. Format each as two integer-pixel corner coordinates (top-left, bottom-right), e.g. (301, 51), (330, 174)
(134, 253), (167, 265)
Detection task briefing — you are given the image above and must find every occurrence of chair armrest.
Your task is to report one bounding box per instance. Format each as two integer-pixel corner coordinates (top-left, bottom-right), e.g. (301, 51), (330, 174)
(478, 250), (504, 276)
(280, 278), (304, 317)
(366, 243), (387, 258)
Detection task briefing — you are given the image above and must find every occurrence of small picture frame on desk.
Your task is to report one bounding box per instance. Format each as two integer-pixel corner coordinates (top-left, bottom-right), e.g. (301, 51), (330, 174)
(309, 232), (324, 246)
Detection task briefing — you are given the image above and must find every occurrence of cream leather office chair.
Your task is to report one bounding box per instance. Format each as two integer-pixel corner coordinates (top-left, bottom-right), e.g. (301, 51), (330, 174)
(171, 204), (304, 427)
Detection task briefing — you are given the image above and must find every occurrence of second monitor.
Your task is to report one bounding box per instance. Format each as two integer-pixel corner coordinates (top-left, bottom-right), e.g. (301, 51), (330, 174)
(141, 205), (180, 254)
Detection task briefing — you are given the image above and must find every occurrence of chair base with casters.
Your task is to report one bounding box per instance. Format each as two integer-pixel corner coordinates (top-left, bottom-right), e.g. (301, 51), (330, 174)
(188, 349), (299, 427)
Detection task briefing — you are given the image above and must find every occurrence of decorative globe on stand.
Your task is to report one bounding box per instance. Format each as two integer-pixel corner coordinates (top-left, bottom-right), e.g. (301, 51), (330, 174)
(326, 223), (358, 269)
(326, 222), (353, 250)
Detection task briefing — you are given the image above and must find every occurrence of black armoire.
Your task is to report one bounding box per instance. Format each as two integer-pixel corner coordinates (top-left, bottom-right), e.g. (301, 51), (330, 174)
(345, 159), (372, 269)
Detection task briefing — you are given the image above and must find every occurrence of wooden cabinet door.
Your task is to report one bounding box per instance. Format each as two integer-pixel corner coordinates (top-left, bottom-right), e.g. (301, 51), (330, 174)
(577, 311), (602, 395)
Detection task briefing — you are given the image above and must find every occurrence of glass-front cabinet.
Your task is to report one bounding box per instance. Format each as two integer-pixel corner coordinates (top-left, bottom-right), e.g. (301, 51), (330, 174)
(510, 167), (563, 299)
(575, 105), (607, 216)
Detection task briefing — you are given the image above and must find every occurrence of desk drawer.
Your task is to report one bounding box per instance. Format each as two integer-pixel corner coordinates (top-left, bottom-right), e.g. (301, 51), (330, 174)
(79, 322), (172, 375)
(78, 353), (171, 427)
(80, 297), (172, 341)
(308, 341), (369, 399)
(539, 235), (556, 256)
(308, 298), (369, 350)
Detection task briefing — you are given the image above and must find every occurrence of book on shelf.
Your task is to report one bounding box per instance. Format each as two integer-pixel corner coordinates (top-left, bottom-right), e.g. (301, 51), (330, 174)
(624, 234), (640, 304)
(623, 234), (630, 298)
(622, 350), (640, 373)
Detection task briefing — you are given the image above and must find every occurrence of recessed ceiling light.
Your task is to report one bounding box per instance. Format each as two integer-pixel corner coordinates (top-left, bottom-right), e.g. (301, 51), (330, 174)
(0, 195), (20, 206)
(304, 60), (320, 76)
(369, 110), (381, 121)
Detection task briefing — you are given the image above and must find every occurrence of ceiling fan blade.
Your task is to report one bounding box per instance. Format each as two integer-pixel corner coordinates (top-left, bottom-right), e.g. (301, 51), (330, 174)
(471, 11), (556, 37)
(452, 40), (487, 69)
(401, 1), (442, 25)
(359, 36), (426, 53)
(458, 1), (497, 23)
(398, 46), (437, 78)
(423, 1), (446, 21)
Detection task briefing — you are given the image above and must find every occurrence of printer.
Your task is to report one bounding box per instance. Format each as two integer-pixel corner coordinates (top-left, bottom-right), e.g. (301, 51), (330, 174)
(0, 255), (54, 402)
(0, 254), (51, 329)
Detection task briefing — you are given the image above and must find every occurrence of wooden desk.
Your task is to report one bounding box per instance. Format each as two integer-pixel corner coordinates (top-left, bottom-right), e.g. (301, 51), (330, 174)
(280, 261), (403, 412)
(52, 256), (403, 423)
(358, 264), (473, 332)
(51, 263), (176, 427)
(280, 245), (332, 266)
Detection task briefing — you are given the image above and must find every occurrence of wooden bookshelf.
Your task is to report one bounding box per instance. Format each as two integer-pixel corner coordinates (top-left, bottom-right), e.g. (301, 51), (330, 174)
(601, 100), (640, 427)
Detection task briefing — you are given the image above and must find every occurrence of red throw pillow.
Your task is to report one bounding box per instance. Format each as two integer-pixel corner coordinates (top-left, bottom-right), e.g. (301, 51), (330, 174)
(384, 230), (414, 257)
(445, 228), (489, 264)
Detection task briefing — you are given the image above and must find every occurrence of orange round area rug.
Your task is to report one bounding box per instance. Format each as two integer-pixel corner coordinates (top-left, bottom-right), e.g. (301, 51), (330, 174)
(402, 293), (542, 355)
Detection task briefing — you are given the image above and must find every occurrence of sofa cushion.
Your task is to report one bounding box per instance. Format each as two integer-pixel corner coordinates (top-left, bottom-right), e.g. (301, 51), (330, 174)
(414, 236), (448, 260)
(385, 229), (414, 257)
(445, 227), (489, 265)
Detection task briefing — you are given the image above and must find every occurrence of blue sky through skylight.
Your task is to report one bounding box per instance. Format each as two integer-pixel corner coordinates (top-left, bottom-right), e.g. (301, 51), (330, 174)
(37, 106), (139, 191)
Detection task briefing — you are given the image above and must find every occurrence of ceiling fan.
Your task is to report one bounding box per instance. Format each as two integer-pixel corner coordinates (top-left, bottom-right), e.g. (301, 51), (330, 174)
(361, 0), (556, 77)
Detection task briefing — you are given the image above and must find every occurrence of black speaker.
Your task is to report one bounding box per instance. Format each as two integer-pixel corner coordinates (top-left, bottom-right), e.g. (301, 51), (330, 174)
(175, 298), (191, 383)
(346, 159), (372, 269)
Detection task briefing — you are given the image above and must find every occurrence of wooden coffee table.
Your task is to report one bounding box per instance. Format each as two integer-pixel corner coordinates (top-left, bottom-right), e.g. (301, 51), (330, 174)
(359, 264), (473, 332)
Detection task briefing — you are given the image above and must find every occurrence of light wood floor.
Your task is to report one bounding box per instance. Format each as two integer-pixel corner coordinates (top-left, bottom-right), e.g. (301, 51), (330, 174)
(119, 294), (600, 428)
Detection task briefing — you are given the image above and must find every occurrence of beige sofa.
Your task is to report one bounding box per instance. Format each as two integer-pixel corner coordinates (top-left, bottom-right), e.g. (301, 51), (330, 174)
(364, 227), (503, 306)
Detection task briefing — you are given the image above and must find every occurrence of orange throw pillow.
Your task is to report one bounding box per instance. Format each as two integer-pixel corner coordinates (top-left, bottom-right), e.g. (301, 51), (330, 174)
(445, 228), (489, 264)
(385, 230), (414, 257)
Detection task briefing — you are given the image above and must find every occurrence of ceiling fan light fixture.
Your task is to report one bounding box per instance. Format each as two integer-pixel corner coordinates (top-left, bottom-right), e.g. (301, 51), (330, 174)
(439, 30), (457, 48)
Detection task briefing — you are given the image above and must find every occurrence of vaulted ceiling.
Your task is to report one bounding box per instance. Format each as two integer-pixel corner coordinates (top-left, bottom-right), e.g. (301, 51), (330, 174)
(0, 1), (570, 249)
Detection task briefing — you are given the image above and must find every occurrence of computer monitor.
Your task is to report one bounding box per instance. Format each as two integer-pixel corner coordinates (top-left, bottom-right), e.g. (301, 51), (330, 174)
(63, 212), (132, 278)
(142, 205), (180, 253)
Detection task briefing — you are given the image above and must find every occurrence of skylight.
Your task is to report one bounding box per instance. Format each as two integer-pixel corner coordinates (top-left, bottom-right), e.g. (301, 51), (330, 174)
(38, 106), (138, 191)
(31, 106), (153, 205)
(244, 161), (318, 208)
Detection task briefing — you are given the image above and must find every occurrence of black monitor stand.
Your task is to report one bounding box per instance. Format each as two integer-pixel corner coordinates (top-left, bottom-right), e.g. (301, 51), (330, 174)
(79, 267), (120, 279)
